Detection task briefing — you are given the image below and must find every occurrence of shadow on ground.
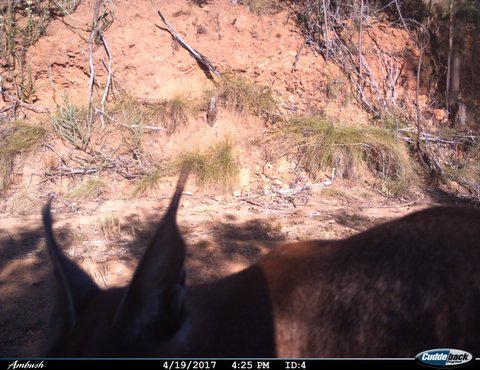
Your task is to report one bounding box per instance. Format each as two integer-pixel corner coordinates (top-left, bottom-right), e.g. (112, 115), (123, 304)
(0, 213), (286, 357)
(0, 225), (48, 357)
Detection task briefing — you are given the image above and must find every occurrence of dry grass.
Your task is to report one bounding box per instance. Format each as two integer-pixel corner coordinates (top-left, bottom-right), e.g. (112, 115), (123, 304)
(164, 95), (191, 135)
(132, 168), (164, 196)
(109, 96), (163, 127)
(244, 0), (283, 14)
(0, 122), (46, 193)
(5, 189), (40, 215)
(442, 140), (480, 198)
(67, 178), (109, 200)
(282, 116), (418, 196)
(178, 140), (239, 193)
(99, 213), (122, 241)
(215, 75), (278, 122)
(109, 95), (193, 135)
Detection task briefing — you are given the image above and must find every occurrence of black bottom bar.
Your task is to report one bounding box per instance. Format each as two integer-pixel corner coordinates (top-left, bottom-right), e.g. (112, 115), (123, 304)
(4, 358), (480, 370)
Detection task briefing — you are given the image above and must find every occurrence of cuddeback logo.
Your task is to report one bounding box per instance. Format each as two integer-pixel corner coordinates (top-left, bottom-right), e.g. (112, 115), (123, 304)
(416, 349), (474, 368)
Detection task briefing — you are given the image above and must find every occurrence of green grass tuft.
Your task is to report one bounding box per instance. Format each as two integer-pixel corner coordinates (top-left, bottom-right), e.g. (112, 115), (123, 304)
(109, 95), (193, 135)
(282, 116), (418, 196)
(178, 140), (239, 193)
(132, 169), (164, 196)
(0, 122), (46, 193)
(164, 95), (190, 135)
(99, 213), (122, 241)
(51, 99), (89, 149)
(67, 178), (109, 200)
(216, 75), (278, 122)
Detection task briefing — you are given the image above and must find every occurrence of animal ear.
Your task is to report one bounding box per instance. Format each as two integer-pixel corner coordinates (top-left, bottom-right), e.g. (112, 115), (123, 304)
(42, 202), (99, 340)
(114, 168), (189, 342)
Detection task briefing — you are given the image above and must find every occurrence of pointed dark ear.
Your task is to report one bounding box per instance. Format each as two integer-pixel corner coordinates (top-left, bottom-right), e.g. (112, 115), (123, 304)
(114, 168), (190, 342)
(43, 202), (99, 339)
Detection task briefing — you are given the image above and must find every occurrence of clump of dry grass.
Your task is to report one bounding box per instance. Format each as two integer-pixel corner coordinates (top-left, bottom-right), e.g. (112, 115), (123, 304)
(109, 95), (163, 127)
(99, 213), (122, 241)
(215, 75), (278, 122)
(282, 116), (418, 196)
(441, 140), (480, 199)
(164, 95), (190, 135)
(67, 178), (109, 200)
(132, 168), (164, 196)
(109, 95), (194, 135)
(178, 140), (239, 193)
(0, 122), (46, 193)
(5, 189), (40, 215)
(244, 0), (283, 14)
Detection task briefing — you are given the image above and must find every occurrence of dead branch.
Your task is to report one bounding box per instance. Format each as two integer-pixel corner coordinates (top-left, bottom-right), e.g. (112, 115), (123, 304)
(99, 34), (113, 129)
(398, 128), (478, 146)
(3, 93), (50, 113)
(96, 109), (166, 131)
(157, 10), (221, 79)
(322, 0), (330, 61)
(358, 0), (364, 88)
(446, 0), (454, 108)
(291, 38), (308, 73)
(85, 0), (114, 129)
(393, 0), (430, 151)
(46, 165), (105, 177)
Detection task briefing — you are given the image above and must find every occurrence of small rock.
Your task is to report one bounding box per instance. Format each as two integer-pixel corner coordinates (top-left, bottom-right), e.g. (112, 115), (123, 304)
(276, 157), (290, 173)
(433, 109), (446, 122)
(239, 168), (250, 188)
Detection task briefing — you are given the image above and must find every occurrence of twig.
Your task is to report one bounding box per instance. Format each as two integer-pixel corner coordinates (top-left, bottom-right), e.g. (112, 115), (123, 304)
(46, 165), (105, 177)
(446, 0), (453, 108)
(157, 10), (221, 79)
(4, 93), (50, 113)
(95, 109), (166, 130)
(87, 8), (97, 124)
(126, 124), (165, 131)
(99, 34), (113, 129)
(358, 0), (364, 88)
(291, 38), (307, 73)
(322, 0), (329, 61)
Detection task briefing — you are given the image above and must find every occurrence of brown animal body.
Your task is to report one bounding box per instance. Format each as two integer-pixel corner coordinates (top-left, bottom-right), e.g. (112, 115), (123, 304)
(42, 170), (480, 357)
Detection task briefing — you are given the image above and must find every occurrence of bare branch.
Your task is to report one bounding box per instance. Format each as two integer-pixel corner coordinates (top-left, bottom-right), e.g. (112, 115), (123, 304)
(99, 34), (113, 129)
(157, 10), (221, 79)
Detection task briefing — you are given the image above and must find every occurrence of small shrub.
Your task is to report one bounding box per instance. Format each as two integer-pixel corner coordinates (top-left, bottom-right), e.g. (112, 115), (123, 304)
(51, 98), (90, 149)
